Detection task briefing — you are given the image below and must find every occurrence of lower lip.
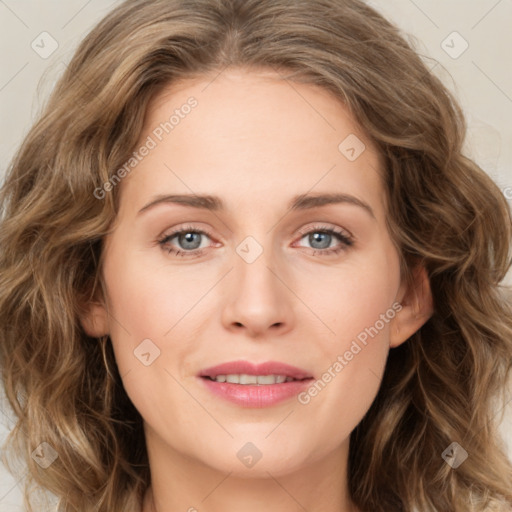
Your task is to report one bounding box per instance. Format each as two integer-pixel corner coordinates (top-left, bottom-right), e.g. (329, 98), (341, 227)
(199, 377), (314, 408)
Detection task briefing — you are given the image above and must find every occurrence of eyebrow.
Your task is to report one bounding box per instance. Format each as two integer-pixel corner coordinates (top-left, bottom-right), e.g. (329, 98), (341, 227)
(137, 192), (375, 219)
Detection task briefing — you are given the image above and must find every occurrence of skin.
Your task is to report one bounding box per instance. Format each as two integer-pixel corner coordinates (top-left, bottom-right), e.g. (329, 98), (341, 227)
(81, 67), (433, 512)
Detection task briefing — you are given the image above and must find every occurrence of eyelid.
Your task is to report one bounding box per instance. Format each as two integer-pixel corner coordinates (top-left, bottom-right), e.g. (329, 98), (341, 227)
(295, 222), (353, 240)
(157, 222), (353, 243)
(157, 223), (215, 242)
(157, 221), (354, 257)
(293, 223), (355, 254)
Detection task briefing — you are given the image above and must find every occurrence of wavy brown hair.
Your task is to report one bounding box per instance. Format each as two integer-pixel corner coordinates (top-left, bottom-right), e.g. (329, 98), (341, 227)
(1, 0), (512, 511)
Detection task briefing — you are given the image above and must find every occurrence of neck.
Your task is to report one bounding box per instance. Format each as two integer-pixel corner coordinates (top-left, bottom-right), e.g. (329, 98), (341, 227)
(144, 485), (359, 512)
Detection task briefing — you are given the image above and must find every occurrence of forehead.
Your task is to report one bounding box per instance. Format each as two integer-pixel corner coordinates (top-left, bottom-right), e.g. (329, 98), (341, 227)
(121, 68), (387, 220)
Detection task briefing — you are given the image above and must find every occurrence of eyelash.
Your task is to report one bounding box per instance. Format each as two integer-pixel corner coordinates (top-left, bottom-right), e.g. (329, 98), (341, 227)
(157, 224), (354, 258)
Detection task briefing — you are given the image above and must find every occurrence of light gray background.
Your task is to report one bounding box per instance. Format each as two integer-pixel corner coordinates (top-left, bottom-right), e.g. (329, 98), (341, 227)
(1, 1), (511, 510)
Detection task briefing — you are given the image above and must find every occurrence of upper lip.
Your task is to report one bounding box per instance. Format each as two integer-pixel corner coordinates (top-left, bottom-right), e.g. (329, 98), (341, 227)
(199, 360), (314, 380)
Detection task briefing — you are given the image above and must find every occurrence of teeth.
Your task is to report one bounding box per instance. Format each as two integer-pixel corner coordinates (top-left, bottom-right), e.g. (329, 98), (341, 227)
(210, 374), (296, 385)
(240, 374), (257, 384)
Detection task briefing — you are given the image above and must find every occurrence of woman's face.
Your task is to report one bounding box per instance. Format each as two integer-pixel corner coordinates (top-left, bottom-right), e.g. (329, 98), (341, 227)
(84, 68), (430, 479)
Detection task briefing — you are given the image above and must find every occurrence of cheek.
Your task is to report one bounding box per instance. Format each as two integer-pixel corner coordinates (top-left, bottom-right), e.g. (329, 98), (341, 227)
(103, 245), (205, 338)
(300, 241), (399, 427)
(299, 287), (393, 451)
(101, 249), (201, 428)
(307, 241), (400, 350)
(100, 247), (182, 381)
(335, 268), (398, 343)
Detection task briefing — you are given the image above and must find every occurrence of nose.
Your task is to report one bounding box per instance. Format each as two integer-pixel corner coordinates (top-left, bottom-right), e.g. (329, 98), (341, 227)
(221, 242), (294, 338)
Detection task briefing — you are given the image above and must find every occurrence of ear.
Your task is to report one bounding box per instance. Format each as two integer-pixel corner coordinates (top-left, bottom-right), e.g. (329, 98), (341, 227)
(80, 302), (109, 338)
(389, 264), (434, 348)
(78, 287), (110, 338)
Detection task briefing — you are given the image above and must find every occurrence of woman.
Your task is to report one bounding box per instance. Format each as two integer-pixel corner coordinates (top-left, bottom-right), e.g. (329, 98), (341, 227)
(1, 0), (511, 511)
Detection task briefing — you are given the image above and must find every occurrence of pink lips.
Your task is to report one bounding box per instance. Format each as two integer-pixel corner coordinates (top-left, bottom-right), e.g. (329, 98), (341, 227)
(198, 360), (314, 408)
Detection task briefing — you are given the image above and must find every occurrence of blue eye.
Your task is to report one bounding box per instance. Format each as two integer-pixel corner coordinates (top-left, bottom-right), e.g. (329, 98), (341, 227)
(157, 224), (354, 258)
(157, 225), (212, 258)
(295, 225), (354, 256)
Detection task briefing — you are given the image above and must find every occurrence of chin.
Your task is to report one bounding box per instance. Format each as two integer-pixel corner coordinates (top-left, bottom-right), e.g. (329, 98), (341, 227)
(200, 444), (311, 478)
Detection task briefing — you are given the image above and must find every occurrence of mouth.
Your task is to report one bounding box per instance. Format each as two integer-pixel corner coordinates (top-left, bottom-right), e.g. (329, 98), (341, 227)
(201, 374), (311, 384)
(198, 360), (314, 382)
(198, 360), (314, 407)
